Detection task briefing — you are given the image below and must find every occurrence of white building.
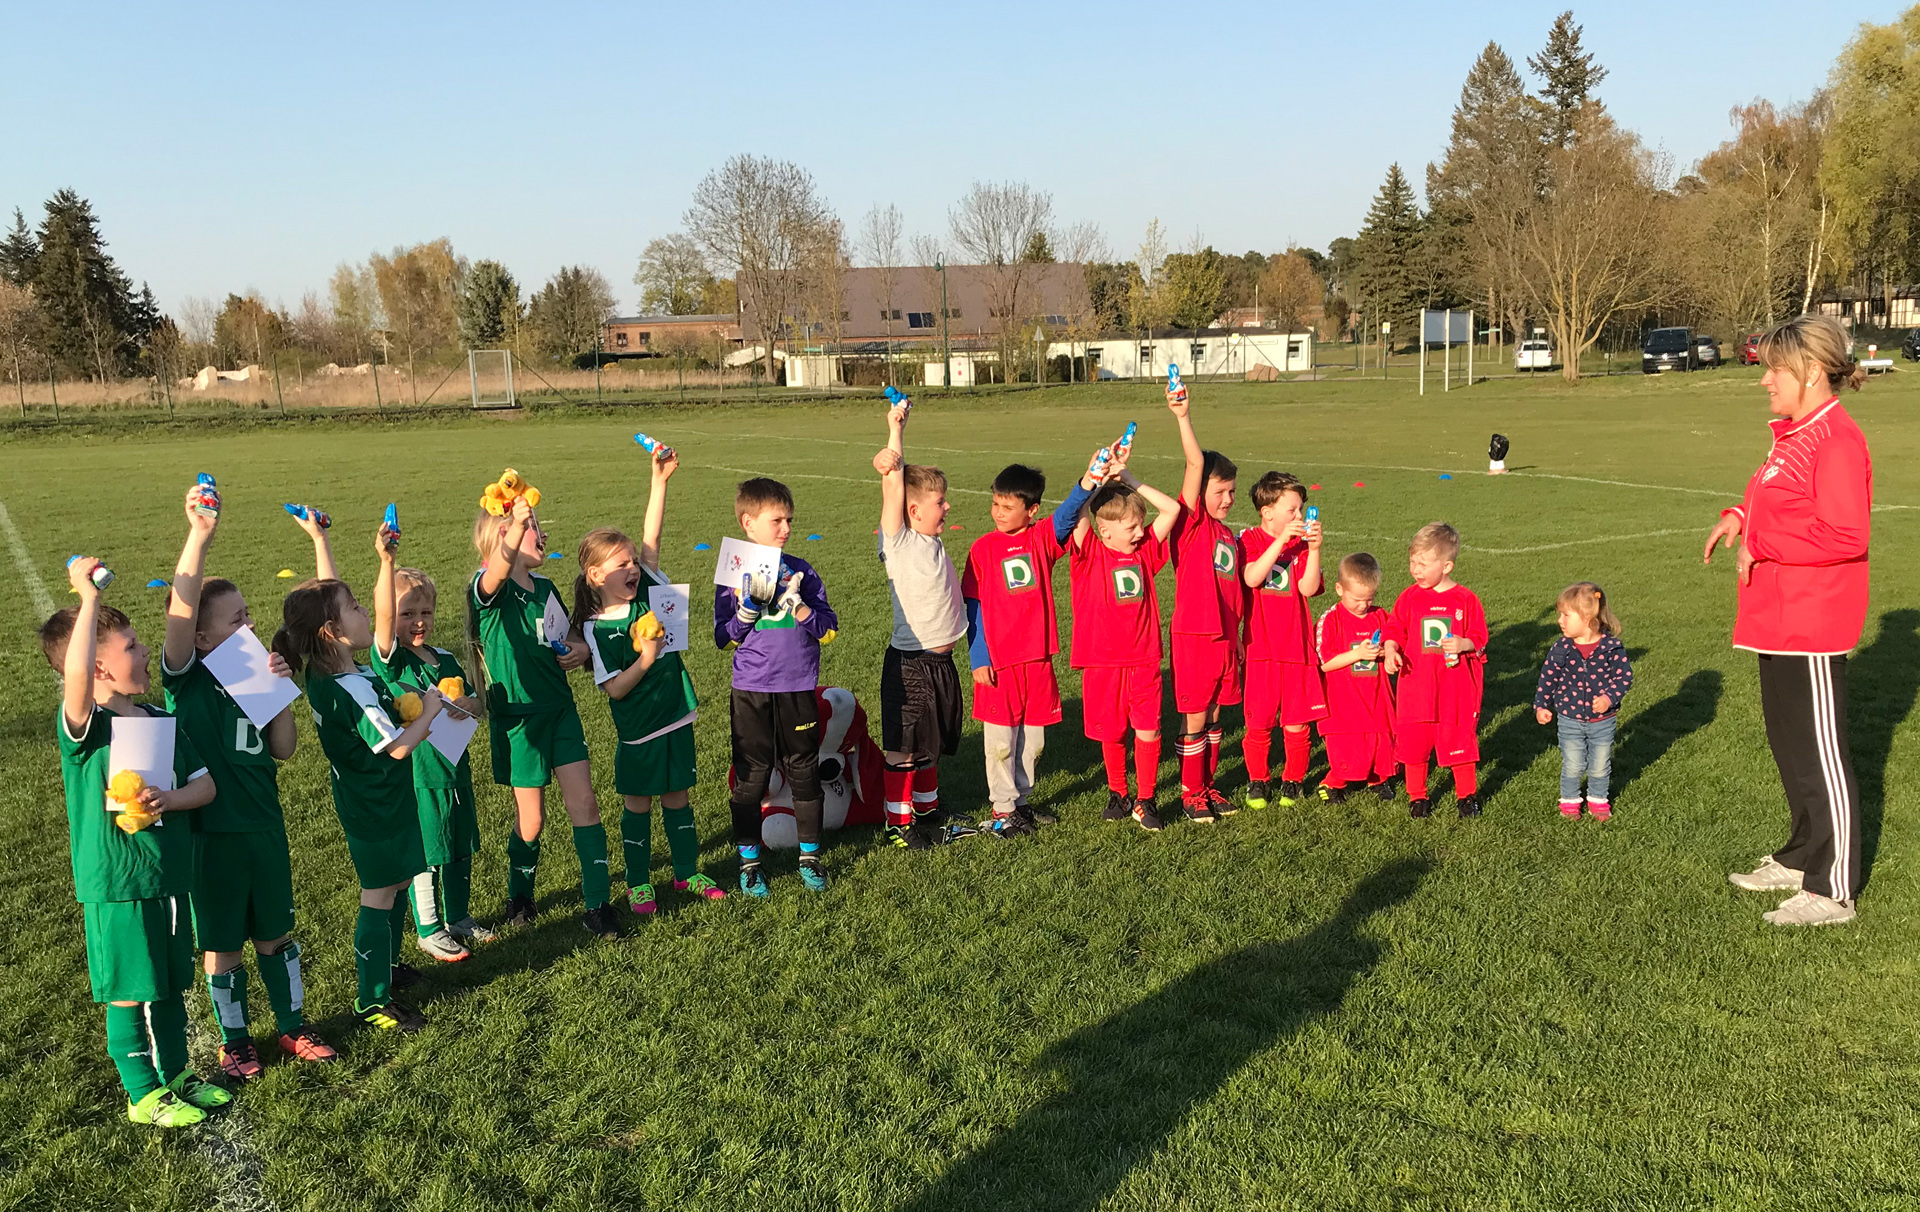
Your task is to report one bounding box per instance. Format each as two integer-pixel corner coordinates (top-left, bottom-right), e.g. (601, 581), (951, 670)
(1050, 328), (1314, 380)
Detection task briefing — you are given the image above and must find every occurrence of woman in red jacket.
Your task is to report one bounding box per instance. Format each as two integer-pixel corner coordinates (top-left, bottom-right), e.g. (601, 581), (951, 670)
(1704, 314), (1871, 927)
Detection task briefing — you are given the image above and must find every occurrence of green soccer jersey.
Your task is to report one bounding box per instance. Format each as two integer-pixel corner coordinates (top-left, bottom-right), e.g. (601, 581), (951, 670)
(581, 582), (699, 744)
(469, 570), (574, 715)
(306, 668), (417, 840)
(57, 704), (207, 903)
(161, 649), (285, 832)
(371, 640), (474, 791)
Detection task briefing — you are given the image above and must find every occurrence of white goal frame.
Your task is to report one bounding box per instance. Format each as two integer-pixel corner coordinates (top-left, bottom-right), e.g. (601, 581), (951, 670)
(469, 349), (517, 409)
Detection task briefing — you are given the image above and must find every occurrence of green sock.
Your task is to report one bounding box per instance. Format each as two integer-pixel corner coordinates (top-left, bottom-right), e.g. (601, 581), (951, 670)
(104, 1003), (163, 1101)
(206, 967), (250, 1044)
(256, 942), (305, 1035)
(147, 993), (190, 1084)
(354, 904), (392, 1012)
(409, 869), (442, 939)
(573, 824), (611, 909)
(388, 897), (409, 957)
(621, 810), (653, 890)
(443, 856), (472, 922)
(663, 805), (700, 883)
(506, 830), (541, 902)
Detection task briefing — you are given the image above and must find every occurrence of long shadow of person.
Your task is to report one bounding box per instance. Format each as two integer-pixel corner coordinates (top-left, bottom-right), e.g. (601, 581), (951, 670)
(1472, 616), (1562, 802)
(892, 857), (1430, 1212)
(1846, 608), (1920, 885)
(1609, 668), (1723, 792)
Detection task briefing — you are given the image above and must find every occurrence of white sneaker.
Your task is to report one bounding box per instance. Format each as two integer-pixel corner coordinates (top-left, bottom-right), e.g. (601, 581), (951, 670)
(448, 917), (497, 944)
(1762, 890), (1857, 926)
(1728, 856), (1803, 892)
(414, 928), (472, 962)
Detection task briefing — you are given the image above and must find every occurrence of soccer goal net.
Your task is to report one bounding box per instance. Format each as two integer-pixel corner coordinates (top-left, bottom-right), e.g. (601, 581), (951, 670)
(469, 350), (517, 409)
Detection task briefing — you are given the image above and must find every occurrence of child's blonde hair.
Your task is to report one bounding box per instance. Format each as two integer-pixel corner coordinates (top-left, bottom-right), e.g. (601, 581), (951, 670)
(1089, 481), (1147, 525)
(394, 567), (436, 605)
(1411, 522), (1460, 561)
(572, 527), (638, 634)
(1557, 581), (1621, 636)
(1338, 552), (1382, 590)
(472, 509), (511, 567)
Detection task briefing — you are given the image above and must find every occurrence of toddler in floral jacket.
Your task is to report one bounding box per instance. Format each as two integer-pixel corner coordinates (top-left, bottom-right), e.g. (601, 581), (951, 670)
(1534, 583), (1634, 820)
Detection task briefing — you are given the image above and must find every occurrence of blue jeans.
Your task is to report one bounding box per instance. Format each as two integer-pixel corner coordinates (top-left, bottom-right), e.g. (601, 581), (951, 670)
(1558, 715), (1615, 802)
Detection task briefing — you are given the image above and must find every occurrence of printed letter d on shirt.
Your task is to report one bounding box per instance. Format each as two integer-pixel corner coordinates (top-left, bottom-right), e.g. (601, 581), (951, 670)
(1111, 566), (1145, 601)
(1001, 554), (1036, 592)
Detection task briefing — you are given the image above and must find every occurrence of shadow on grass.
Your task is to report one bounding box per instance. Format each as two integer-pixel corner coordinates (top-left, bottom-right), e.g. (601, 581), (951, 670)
(1474, 615), (1563, 803)
(1612, 669), (1723, 791)
(892, 856), (1430, 1212)
(1849, 608), (1920, 885)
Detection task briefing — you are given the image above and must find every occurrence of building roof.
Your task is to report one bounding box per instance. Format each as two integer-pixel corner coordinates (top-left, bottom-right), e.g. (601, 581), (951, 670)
(606, 313), (738, 326)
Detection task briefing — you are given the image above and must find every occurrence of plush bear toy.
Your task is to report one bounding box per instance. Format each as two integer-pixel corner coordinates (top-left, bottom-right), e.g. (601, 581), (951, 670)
(479, 468), (542, 516)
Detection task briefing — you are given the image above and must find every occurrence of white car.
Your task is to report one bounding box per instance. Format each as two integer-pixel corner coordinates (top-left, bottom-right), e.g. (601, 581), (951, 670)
(1515, 339), (1553, 370)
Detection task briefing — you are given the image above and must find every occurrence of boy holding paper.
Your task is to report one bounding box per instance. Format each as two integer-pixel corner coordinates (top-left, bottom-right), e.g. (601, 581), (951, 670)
(45, 556), (229, 1128)
(162, 486), (337, 1081)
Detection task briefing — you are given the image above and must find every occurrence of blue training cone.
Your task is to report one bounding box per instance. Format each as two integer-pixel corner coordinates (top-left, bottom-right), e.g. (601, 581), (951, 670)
(693, 542), (712, 551)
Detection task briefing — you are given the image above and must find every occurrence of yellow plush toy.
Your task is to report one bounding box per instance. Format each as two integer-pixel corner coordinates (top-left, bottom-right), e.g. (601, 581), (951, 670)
(630, 611), (667, 646)
(437, 676), (466, 699)
(108, 770), (159, 833)
(479, 468), (542, 516)
(394, 692), (424, 724)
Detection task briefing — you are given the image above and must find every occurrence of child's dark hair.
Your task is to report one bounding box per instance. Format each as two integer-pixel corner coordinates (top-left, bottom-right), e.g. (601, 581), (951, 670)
(1558, 582), (1622, 636)
(992, 464), (1046, 508)
(736, 477), (793, 518)
(1339, 552), (1382, 590)
(1251, 471), (1305, 510)
(1202, 450), (1238, 486)
(1089, 480), (1147, 524)
(199, 577), (243, 621)
(572, 527), (637, 635)
(270, 579), (356, 678)
(40, 604), (132, 668)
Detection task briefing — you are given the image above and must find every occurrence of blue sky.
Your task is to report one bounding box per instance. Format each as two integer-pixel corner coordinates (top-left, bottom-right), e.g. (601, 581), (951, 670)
(0, 1), (1895, 315)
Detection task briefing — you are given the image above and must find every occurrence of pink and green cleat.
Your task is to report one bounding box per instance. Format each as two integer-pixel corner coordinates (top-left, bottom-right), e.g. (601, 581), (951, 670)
(629, 884), (658, 915)
(675, 874), (727, 901)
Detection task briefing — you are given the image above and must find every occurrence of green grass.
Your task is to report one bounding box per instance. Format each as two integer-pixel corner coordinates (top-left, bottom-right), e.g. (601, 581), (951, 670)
(3, 370), (1919, 1211)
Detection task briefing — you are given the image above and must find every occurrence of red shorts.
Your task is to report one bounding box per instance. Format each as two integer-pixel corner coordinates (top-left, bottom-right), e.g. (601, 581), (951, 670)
(1394, 720), (1480, 766)
(971, 658), (1063, 727)
(1242, 659), (1328, 730)
(1079, 662), (1163, 742)
(1171, 633), (1242, 712)
(1324, 731), (1395, 785)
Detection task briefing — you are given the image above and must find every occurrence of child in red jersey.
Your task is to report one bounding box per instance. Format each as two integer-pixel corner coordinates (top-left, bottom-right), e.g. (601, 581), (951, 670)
(1068, 446), (1181, 832)
(1164, 385), (1244, 824)
(1237, 471), (1328, 809)
(1382, 523), (1488, 818)
(1316, 553), (1397, 803)
(962, 461), (1101, 836)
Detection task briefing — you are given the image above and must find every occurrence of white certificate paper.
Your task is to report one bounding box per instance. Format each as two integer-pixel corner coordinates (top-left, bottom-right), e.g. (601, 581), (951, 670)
(541, 594), (572, 644)
(647, 584), (692, 655)
(425, 697), (480, 765)
(712, 537), (781, 590)
(203, 627), (302, 729)
(107, 715), (176, 819)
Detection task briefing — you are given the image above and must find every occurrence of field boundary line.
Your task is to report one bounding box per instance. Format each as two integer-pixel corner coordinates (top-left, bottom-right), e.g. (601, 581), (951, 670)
(696, 462), (992, 496)
(0, 500), (57, 617)
(1467, 527), (1700, 555)
(184, 1010), (278, 1212)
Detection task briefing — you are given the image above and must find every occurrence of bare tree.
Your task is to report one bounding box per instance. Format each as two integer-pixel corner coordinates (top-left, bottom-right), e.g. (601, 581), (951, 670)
(634, 233), (711, 315)
(859, 204), (905, 383)
(0, 280), (34, 403)
(684, 155), (836, 380)
(949, 181), (1055, 375)
(1055, 220), (1110, 264)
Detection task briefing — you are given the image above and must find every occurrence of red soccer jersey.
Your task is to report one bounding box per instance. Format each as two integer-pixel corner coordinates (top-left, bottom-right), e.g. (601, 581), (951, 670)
(1384, 582), (1488, 726)
(1068, 532), (1171, 668)
(1317, 602), (1393, 734)
(962, 524), (1067, 668)
(1169, 499), (1244, 638)
(1239, 527), (1320, 663)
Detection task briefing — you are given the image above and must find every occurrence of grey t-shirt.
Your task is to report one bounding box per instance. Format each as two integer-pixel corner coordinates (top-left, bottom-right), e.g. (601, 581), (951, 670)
(880, 525), (967, 651)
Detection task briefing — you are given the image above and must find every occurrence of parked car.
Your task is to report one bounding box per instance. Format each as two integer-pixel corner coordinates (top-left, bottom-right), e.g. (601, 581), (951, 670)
(1738, 333), (1763, 365)
(1693, 333), (1722, 367)
(1903, 328), (1920, 363)
(1642, 327), (1696, 373)
(1515, 339), (1553, 370)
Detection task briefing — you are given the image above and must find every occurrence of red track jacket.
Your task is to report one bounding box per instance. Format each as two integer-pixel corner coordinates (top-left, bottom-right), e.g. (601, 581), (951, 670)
(1724, 398), (1872, 655)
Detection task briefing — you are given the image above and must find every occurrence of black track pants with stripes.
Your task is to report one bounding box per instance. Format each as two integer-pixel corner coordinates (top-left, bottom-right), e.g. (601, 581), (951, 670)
(1759, 653), (1860, 901)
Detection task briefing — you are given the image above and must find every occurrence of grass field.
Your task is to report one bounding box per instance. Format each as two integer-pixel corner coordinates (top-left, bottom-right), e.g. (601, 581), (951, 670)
(3, 370), (1919, 1211)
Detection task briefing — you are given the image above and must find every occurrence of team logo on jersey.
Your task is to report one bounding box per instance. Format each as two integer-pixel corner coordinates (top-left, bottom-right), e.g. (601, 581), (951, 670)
(1001, 553), (1037, 592)
(1420, 616), (1452, 650)
(1762, 464), (1782, 482)
(1112, 566), (1146, 602)
(234, 718), (264, 756)
(1263, 562), (1293, 594)
(1213, 540), (1235, 577)
(1350, 640), (1378, 675)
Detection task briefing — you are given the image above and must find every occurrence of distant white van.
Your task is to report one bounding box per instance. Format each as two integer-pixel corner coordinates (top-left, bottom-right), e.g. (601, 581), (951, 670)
(1515, 339), (1553, 370)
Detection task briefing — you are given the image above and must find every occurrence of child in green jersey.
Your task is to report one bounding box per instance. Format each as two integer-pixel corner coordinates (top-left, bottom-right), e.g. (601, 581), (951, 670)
(372, 517), (489, 960)
(272, 563), (441, 1034)
(467, 491), (619, 939)
(162, 488), (338, 1082)
(45, 557), (230, 1128)
(574, 444), (726, 915)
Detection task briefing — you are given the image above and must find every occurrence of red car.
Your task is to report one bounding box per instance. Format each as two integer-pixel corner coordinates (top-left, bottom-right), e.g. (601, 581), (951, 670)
(1737, 333), (1763, 365)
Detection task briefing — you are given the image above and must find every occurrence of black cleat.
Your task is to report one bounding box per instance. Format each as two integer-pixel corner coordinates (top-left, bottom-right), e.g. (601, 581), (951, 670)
(986, 812), (1037, 838)
(1317, 783), (1349, 805)
(1132, 798), (1165, 832)
(1409, 798), (1433, 819)
(502, 896), (536, 928)
(1244, 780), (1271, 810)
(905, 818), (946, 850)
(582, 903), (623, 938)
(1457, 795), (1482, 819)
(1276, 780), (1305, 807)
(1102, 791), (1131, 822)
(1371, 781), (1395, 802)
(1022, 805), (1059, 826)
(391, 962), (426, 991)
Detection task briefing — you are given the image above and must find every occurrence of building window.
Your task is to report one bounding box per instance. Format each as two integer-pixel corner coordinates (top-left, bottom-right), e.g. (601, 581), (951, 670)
(1190, 343), (1206, 363)
(891, 309), (902, 320)
(614, 332), (628, 347)
(1044, 314), (1067, 326)
(908, 312), (935, 329)
(879, 310), (889, 322)
(943, 306), (962, 320)
(637, 332), (651, 346)
(1287, 341), (1303, 359)
(1139, 345), (1153, 364)
(841, 310), (850, 321)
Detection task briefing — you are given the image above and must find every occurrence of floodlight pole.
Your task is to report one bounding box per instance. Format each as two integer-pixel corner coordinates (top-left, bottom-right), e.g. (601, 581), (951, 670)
(938, 258), (951, 390)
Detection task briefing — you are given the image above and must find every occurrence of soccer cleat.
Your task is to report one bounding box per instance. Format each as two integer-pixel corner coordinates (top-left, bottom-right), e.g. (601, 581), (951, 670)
(1409, 798), (1433, 819)
(415, 929), (471, 962)
(986, 812), (1036, 839)
(1205, 786), (1237, 817)
(1245, 780), (1271, 810)
(739, 861), (770, 898)
(905, 818), (947, 850)
(675, 874), (727, 900)
(1102, 791), (1131, 822)
(167, 1071), (232, 1111)
(1317, 783), (1349, 805)
(885, 824), (910, 848)
(1022, 804), (1059, 826)
(1132, 798), (1164, 832)
(391, 962), (426, 991)
(1182, 793), (1216, 825)
(1457, 795), (1482, 819)
(1276, 781), (1305, 807)
(1729, 856), (1803, 892)
(629, 883), (658, 916)
(1371, 781), (1395, 802)
(944, 816), (982, 842)
(127, 1087), (206, 1128)
(582, 904), (623, 938)
(278, 1026), (338, 1063)
(798, 854), (831, 892)
(448, 917), (498, 944)
(1560, 800), (1582, 819)
(502, 896), (536, 927)
(356, 1000), (427, 1033)
(1588, 801), (1613, 822)
(217, 1040), (265, 1083)
(1762, 890), (1857, 927)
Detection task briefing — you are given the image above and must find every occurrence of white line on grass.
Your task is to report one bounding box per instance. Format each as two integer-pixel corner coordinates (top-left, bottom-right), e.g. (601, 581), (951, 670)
(1466, 527), (1701, 555)
(697, 463), (992, 496)
(183, 1013), (278, 1212)
(0, 500), (57, 617)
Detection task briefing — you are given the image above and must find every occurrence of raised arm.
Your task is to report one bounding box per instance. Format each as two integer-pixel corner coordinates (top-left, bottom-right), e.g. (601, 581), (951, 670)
(479, 497), (531, 598)
(876, 403), (908, 537)
(1168, 389), (1205, 508)
(373, 522), (399, 657)
(164, 486), (219, 673)
(61, 559), (105, 733)
(639, 447), (678, 572)
(290, 505), (338, 582)
(1121, 471), (1182, 543)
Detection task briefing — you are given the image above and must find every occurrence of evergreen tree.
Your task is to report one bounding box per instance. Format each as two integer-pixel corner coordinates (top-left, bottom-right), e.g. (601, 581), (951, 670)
(1352, 164), (1427, 341)
(33, 190), (139, 379)
(0, 209), (37, 287)
(1428, 42), (1541, 332)
(458, 260), (521, 348)
(1019, 231), (1055, 264)
(1528, 11), (1607, 148)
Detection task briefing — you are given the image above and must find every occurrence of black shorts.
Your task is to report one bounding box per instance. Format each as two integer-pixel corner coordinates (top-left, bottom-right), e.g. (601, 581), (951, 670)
(881, 645), (963, 757)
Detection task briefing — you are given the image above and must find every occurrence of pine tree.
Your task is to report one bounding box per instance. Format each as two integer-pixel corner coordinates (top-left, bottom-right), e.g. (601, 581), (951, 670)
(33, 190), (139, 379)
(1352, 164), (1427, 340)
(1429, 42), (1543, 336)
(0, 209), (37, 287)
(1020, 231), (1055, 264)
(458, 260), (520, 348)
(1528, 11), (1608, 148)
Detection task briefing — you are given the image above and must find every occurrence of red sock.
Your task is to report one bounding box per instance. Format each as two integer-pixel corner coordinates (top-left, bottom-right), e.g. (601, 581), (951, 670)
(1177, 733), (1206, 794)
(1405, 761), (1430, 800)
(1243, 727), (1272, 781)
(883, 763), (914, 828)
(1102, 742), (1130, 796)
(1204, 726), (1223, 785)
(1134, 735), (1161, 800)
(1451, 764), (1477, 798)
(1282, 728), (1311, 782)
(912, 764), (940, 818)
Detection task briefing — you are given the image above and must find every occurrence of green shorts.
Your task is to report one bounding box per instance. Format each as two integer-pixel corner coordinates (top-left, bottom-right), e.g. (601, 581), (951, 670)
(83, 897), (195, 1004)
(190, 827), (297, 953)
(614, 725), (698, 797)
(416, 783), (481, 868)
(490, 705), (590, 788)
(344, 821), (428, 891)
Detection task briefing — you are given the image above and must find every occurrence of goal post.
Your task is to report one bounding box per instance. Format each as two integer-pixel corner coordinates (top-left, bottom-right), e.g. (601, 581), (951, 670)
(469, 350), (517, 409)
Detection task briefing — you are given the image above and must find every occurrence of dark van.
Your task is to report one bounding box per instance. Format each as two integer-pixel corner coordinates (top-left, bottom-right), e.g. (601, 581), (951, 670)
(1642, 327), (1695, 373)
